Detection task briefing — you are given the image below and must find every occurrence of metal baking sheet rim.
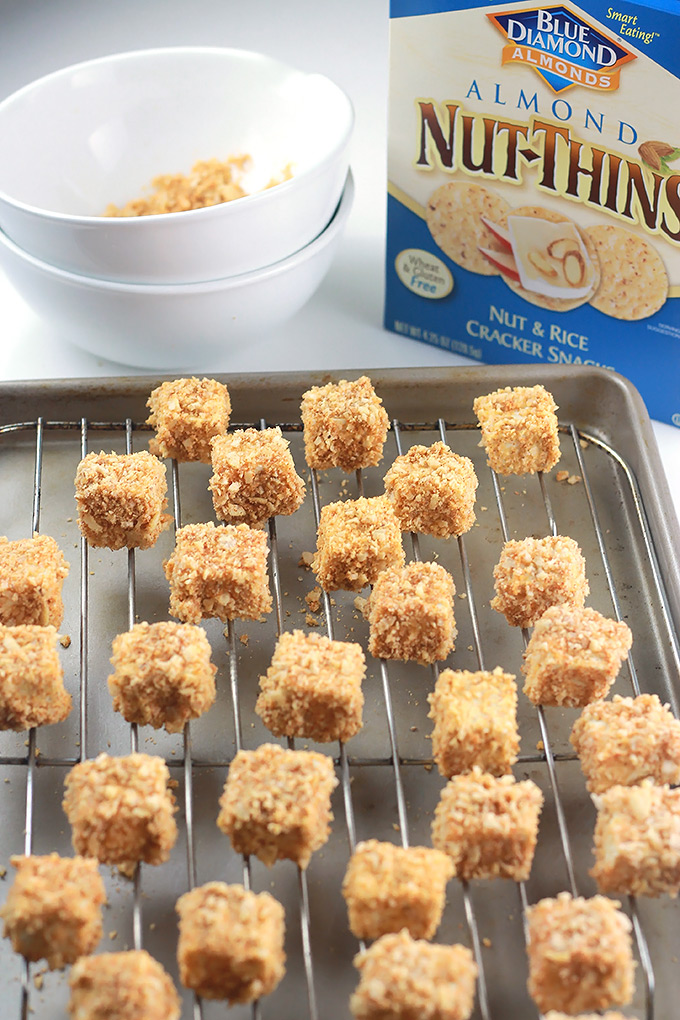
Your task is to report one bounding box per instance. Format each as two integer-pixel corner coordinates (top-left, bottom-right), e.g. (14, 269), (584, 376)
(1, 361), (679, 1020)
(1, 363), (678, 631)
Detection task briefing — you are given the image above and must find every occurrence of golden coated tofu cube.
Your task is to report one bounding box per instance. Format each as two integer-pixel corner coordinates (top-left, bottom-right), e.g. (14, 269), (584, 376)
(473, 385), (560, 476)
(1, 854), (105, 969)
(146, 376), (231, 462)
(255, 630), (365, 743)
(217, 743), (337, 869)
(312, 496), (404, 592)
(526, 893), (634, 1015)
(75, 451), (170, 550)
(176, 882), (285, 1003)
(301, 376), (389, 472)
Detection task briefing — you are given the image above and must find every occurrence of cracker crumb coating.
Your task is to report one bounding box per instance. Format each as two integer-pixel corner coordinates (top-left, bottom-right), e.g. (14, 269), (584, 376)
(75, 452), (170, 551)
(108, 621), (216, 733)
(209, 427), (305, 527)
(526, 892), (634, 1015)
(63, 753), (177, 875)
(0, 534), (69, 627)
(0, 623), (71, 730)
(146, 376), (231, 462)
(68, 949), (180, 1020)
(428, 668), (519, 778)
(217, 743), (338, 868)
(176, 882), (285, 1002)
(342, 840), (453, 941)
(366, 561), (456, 665)
(301, 376), (389, 472)
(473, 385), (560, 476)
(105, 155), (261, 216)
(491, 535), (589, 628)
(351, 929), (478, 1020)
(383, 442), (478, 538)
(591, 781), (680, 898)
(312, 496), (405, 592)
(164, 521), (272, 623)
(1, 854), (105, 969)
(255, 629), (365, 743)
(522, 605), (632, 707)
(431, 768), (543, 882)
(570, 694), (680, 794)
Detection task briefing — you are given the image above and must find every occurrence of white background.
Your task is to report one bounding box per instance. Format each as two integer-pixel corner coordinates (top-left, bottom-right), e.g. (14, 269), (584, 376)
(0, 0), (678, 521)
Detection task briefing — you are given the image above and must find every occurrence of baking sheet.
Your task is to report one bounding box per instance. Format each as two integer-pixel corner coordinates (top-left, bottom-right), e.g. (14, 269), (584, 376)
(0, 364), (679, 1020)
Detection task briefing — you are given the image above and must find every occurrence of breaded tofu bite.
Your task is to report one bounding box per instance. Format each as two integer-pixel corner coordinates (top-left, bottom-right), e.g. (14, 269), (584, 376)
(176, 882), (285, 1003)
(75, 451), (170, 550)
(63, 753), (177, 876)
(0, 534), (69, 627)
(428, 668), (519, 778)
(522, 605), (632, 707)
(365, 560), (456, 665)
(68, 950), (180, 1020)
(164, 521), (272, 623)
(491, 535), (589, 629)
(432, 768), (543, 882)
(146, 376), (231, 462)
(570, 694), (680, 793)
(209, 426), (305, 528)
(301, 375), (389, 473)
(108, 621), (216, 733)
(217, 743), (338, 869)
(342, 840), (453, 941)
(473, 384), (560, 475)
(591, 781), (680, 897)
(351, 930), (477, 1020)
(526, 892), (634, 1014)
(255, 630), (365, 744)
(312, 496), (404, 592)
(0, 624), (71, 730)
(383, 442), (478, 538)
(1, 854), (105, 969)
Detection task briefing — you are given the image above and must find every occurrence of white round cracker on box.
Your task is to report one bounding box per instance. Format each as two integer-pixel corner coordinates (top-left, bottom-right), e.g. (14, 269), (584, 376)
(426, 181), (510, 276)
(586, 224), (668, 321)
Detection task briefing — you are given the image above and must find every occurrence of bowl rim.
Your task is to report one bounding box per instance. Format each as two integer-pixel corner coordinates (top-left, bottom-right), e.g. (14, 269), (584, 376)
(0, 170), (355, 294)
(0, 45), (354, 224)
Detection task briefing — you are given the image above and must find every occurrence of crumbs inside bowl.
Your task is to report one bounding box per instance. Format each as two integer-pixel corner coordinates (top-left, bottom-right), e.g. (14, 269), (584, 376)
(0, 47), (353, 281)
(104, 155), (293, 217)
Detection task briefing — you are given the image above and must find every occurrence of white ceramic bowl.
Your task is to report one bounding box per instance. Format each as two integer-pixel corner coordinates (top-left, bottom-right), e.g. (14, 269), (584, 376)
(0, 172), (353, 368)
(0, 47), (353, 284)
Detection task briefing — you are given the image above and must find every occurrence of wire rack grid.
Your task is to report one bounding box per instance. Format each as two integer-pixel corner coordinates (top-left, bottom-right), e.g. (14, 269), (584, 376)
(0, 402), (679, 1020)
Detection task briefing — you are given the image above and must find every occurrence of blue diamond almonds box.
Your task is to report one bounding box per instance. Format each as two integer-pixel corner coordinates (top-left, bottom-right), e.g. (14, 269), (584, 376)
(384, 0), (680, 426)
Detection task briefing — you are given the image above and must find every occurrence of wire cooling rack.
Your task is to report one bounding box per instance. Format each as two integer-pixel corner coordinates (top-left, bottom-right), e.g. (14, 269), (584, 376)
(1, 394), (679, 1020)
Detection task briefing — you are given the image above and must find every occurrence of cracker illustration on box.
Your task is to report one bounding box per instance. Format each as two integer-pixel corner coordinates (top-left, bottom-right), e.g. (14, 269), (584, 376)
(385, 0), (680, 427)
(425, 182), (510, 276)
(586, 224), (668, 320)
(426, 193), (669, 318)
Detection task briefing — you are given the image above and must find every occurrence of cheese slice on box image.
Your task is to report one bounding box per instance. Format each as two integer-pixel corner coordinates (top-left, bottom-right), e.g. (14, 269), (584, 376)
(507, 216), (596, 301)
(480, 216), (597, 301)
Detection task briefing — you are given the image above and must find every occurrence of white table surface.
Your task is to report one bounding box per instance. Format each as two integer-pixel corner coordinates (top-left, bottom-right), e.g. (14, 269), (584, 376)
(1, 0), (679, 524)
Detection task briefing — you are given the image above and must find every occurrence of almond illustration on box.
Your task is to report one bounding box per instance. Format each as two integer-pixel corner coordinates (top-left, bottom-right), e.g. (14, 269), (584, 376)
(639, 140), (680, 176)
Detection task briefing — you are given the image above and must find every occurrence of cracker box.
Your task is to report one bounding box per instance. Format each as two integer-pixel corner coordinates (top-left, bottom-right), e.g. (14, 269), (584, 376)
(385, 0), (680, 426)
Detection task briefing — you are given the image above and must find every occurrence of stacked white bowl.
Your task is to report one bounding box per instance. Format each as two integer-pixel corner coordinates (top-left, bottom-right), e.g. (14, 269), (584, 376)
(0, 47), (354, 368)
